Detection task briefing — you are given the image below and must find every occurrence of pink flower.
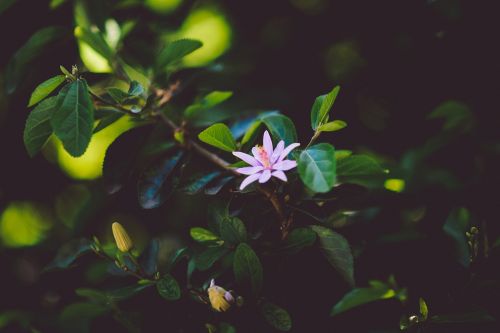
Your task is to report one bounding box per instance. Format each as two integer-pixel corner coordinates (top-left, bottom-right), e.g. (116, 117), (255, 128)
(232, 130), (300, 190)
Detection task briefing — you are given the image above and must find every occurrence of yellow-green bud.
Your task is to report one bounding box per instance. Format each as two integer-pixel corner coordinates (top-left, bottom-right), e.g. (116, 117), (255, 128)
(112, 222), (133, 252)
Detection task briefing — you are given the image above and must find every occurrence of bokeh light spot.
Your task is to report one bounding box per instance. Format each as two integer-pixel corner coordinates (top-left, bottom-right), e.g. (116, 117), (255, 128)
(0, 202), (52, 248)
(77, 40), (112, 73)
(145, 0), (183, 14)
(384, 178), (406, 193)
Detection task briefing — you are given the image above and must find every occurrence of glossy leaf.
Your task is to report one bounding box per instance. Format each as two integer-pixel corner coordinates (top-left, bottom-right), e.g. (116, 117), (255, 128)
(298, 143), (336, 193)
(157, 39), (203, 68)
(45, 238), (93, 271)
(317, 120), (347, 132)
(28, 75), (66, 107)
(261, 302), (292, 331)
(23, 96), (57, 157)
(205, 175), (234, 195)
(156, 274), (181, 300)
(220, 216), (247, 245)
(137, 150), (184, 209)
(310, 225), (354, 286)
(234, 243), (263, 296)
(261, 114), (297, 146)
(311, 86), (340, 130)
(128, 81), (144, 96)
(190, 227), (220, 243)
(182, 171), (222, 194)
(51, 80), (94, 157)
(198, 123), (237, 152)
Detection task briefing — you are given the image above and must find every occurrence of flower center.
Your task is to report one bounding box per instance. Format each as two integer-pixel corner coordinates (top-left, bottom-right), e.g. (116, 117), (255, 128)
(256, 146), (271, 168)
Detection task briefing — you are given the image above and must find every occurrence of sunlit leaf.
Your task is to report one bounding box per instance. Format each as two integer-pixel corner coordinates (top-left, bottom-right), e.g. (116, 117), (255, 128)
(317, 120), (347, 132)
(23, 96), (57, 157)
(190, 227), (220, 243)
(157, 39), (203, 69)
(298, 143), (336, 193)
(233, 243), (263, 296)
(311, 86), (340, 130)
(310, 225), (354, 286)
(198, 123), (237, 152)
(28, 75), (66, 107)
(93, 112), (124, 133)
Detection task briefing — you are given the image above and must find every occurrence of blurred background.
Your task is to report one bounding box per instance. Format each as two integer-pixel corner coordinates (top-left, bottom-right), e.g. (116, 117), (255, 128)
(1, 0), (500, 332)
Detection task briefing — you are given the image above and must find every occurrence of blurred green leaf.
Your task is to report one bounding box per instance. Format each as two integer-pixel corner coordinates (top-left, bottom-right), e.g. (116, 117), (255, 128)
(261, 114), (297, 146)
(75, 26), (114, 60)
(261, 302), (292, 331)
(311, 86), (340, 130)
(205, 175), (234, 195)
(336, 155), (386, 187)
(317, 120), (347, 132)
(234, 243), (263, 296)
(198, 123), (237, 152)
(139, 238), (160, 276)
(28, 75), (66, 107)
(220, 216), (247, 245)
(310, 225), (354, 286)
(429, 100), (474, 132)
(443, 207), (470, 268)
(137, 150), (184, 209)
(0, 0), (17, 14)
(429, 310), (495, 324)
(157, 39), (203, 69)
(128, 81), (144, 96)
(419, 297), (429, 321)
(6, 26), (66, 93)
(106, 87), (129, 104)
(156, 274), (181, 300)
(331, 280), (396, 316)
(51, 80), (94, 157)
(59, 302), (109, 333)
(93, 112), (124, 133)
(182, 171), (222, 194)
(45, 238), (93, 271)
(190, 227), (220, 243)
(298, 143), (336, 193)
(23, 96), (57, 157)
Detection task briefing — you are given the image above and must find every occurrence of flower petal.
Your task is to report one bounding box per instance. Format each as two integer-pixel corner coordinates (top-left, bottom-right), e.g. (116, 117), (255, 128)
(224, 291), (235, 303)
(251, 146), (265, 165)
(259, 169), (272, 183)
(278, 143), (300, 162)
(274, 159), (297, 171)
(263, 130), (273, 156)
(233, 151), (260, 167)
(236, 166), (263, 175)
(271, 140), (285, 164)
(272, 170), (287, 182)
(239, 173), (261, 190)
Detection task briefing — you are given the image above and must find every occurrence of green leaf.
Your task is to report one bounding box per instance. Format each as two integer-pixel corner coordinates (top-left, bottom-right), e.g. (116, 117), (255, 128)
(93, 112), (123, 133)
(419, 297), (429, 321)
(6, 26), (66, 93)
(156, 274), (181, 300)
(317, 120), (347, 132)
(336, 155), (386, 186)
(137, 150), (184, 209)
(28, 75), (66, 107)
(157, 39), (203, 68)
(190, 227), (220, 243)
(233, 243), (263, 296)
(106, 87), (129, 103)
(198, 123), (237, 152)
(74, 26), (114, 60)
(182, 171), (222, 194)
(277, 227), (317, 254)
(185, 91), (233, 118)
(310, 225), (354, 286)
(241, 120), (262, 146)
(205, 175), (234, 195)
(45, 238), (93, 271)
(0, 0), (17, 14)
(261, 114), (297, 146)
(51, 80), (94, 157)
(128, 81), (144, 96)
(443, 207), (470, 268)
(195, 247), (229, 271)
(331, 280), (396, 316)
(311, 86), (340, 130)
(429, 310), (495, 324)
(23, 96), (57, 157)
(298, 143), (336, 193)
(220, 216), (247, 245)
(261, 302), (292, 331)
(59, 302), (109, 333)
(429, 100), (474, 132)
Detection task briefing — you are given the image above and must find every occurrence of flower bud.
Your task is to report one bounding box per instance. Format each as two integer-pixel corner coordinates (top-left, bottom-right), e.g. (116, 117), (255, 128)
(207, 279), (233, 312)
(112, 222), (133, 252)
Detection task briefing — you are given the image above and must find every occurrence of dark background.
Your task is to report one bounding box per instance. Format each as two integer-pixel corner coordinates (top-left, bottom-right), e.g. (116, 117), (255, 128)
(1, 0), (500, 332)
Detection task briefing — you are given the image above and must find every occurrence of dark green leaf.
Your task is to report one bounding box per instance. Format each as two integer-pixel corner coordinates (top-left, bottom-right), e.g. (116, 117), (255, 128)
(75, 26), (113, 60)
(0, 0), (17, 14)
(128, 81), (144, 96)
(298, 143), (336, 193)
(331, 280), (396, 316)
(311, 86), (340, 130)
(205, 175), (234, 195)
(198, 123), (237, 152)
(220, 216), (247, 245)
(195, 247), (229, 271)
(139, 238), (160, 276)
(106, 87), (129, 103)
(429, 311), (495, 324)
(137, 150), (184, 209)
(310, 225), (354, 286)
(261, 302), (292, 331)
(233, 243), (263, 296)
(443, 207), (470, 268)
(190, 227), (220, 243)
(157, 39), (203, 68)
(28, 75), (66, 107)
(182, 171), (222, 194)
(277, 227), (316, 255)
(156, 274), (181, 300)
(23, 96), (57, 157)
(429, 100), (474, 132)
(185, 91), (233, 118)
(59, 302), (109, 333)
(261, 114), (297, 146)
(6, 26), (66, 93)
(219, 322), (236, 333)
(51, 80), (94, 157)
(93, 112), (124, 133)
(317, 120), (347, 132)
(45, 238), (93, 271)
